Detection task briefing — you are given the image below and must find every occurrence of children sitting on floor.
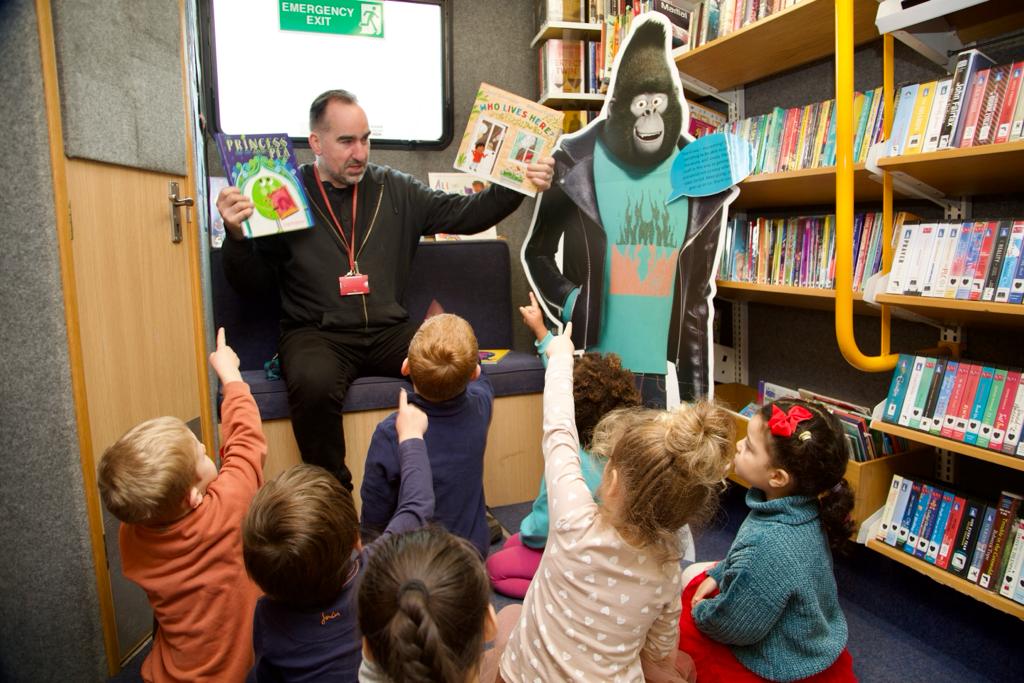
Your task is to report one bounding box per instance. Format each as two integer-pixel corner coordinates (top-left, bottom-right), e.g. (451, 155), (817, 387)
(360, 313), (494, 557)
(679, 399), (857, 683)
(97, 328), (266, 682)
(496, 324), (736, 683)
(357, 526), (517, 683)
(487, 302), (641, 597)
(242, 389), (433, 681)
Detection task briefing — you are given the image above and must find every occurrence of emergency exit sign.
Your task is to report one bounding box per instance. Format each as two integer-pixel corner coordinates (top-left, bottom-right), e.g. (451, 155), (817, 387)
(279, 1), (383, 37)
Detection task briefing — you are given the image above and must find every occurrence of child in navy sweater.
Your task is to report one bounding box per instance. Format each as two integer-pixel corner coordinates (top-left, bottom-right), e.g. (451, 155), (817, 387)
(360, 313), (493, 557)
(678, 399), (858, 683)
(241, 389), (433, 682)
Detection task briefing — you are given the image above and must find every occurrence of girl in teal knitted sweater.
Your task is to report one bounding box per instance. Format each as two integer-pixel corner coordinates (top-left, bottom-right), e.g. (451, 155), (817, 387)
(678, 399), (858, 683)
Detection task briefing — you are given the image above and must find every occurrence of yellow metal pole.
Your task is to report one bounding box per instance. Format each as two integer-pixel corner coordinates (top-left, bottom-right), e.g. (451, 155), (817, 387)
(834, 0), (898, 372)
(880, 33), (894, 356)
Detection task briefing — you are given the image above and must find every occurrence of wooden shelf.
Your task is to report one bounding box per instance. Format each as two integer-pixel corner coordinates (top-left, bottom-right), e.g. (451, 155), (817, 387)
(874, 292), (1024, 328)
(539, 92), (605, 111)
(870, 419), (1024, 473)
(733, 163), (898, 209)
(673, 0), (879, 92)
(715, 281), (874, 314)
(942, 0), (1024, 45)
(875, 141), (1024, 198)
(866, 539), (1024, 620)
(530, 20), (602, 48)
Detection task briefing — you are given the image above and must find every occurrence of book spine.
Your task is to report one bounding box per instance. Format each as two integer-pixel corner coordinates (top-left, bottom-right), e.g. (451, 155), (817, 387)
(999, 520), (1024, 599)
(964, 366), (995, 445)
(889, 84), (919, 156)
(994, 221), (1024, 302)
(922, 78), (953, 153)
(991, 370), (1021, 451)
(886, 477), (915, 546)
(1011, 68), (1024, 141)
(906, 223), (937, 295)
(905, 483), (934, 556)
(912, 486), (943, 559)
(897, 481), (924, 549)
(908, 358), (937, 430)
(973, 64), (1010, 146)
(877, 474), (905, 542)
(981, 221), (1012, 301)
(979, 492), (1023, 591)
(1011, 230), (1024, 304)
(995, 62), (1024, 144)
(858, 87), (884, 162)
(940, 361), (971, 438)
(919, 223), (948, 297)
(969, 220), (997, 300)
(949, 500), (983, 577)
(898, 356), (927, 427)
(929, 223), (959, 298)
(929, 359), (959, 435)
(976, 367), (1007, 449)
(945, 221), (974, 299)
(887, 223), (918, 294)
(952, 362), (982, 441)
(1002, 381), (1024, 455)
(926, 490), (956, 563)
(966, 504), (998, 583)
(919, 357), (948, 433)
(903, 80), (936, 155)
(938, 51), (973, 149)
(956, 222), (986, 299)
(936, 495), (967, 570)
(957, 68), (991, 148)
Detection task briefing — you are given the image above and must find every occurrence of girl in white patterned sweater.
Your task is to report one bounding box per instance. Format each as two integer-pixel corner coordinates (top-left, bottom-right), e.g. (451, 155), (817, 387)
(496, 325), (735, 683)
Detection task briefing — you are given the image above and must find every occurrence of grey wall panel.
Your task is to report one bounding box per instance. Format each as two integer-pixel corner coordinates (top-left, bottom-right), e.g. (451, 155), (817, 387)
(52, 0), (186, 175)
(0, 1), (107, 680)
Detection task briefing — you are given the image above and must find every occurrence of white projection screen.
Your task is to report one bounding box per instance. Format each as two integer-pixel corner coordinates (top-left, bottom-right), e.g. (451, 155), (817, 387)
(208, 0), (450, 147)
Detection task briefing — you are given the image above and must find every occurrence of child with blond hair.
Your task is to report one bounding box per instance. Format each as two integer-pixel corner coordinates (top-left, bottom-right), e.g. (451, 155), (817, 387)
(497, 325), (735, 683)
(361, 313), (493, 557)
(242, 389), (433, 682)
(98, 328), (266, 682)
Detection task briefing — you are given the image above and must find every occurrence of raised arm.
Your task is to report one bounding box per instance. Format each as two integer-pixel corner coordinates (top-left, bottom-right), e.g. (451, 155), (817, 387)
(382, 389), (435, 536)
(209, 328), (266, 491)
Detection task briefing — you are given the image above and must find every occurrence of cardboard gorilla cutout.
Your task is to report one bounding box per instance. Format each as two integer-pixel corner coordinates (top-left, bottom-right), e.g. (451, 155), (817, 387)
(522, 13), (739, 402)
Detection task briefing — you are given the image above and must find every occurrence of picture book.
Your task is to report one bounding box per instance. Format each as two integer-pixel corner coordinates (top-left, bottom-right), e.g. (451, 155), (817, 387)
(426, 172), (498, 240)
(214, 133), (313, 239)
(454, 83), (564, 197)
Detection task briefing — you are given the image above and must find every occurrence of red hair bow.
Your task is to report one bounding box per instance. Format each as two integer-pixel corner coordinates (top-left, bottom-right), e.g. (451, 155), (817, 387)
(768, 404), (813, 438)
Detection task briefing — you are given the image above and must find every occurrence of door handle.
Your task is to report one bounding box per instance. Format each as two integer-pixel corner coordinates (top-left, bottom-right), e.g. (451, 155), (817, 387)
(168, 181), (194, 244)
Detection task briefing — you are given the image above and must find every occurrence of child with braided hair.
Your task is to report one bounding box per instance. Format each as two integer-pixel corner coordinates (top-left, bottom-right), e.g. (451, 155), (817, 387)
(357, 526), (511, 683)
(497, 324), (735, 683)
(678, 399), (858, 683)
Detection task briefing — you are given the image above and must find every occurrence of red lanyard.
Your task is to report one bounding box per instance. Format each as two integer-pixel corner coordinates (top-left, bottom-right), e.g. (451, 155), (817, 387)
(313, 164), (358, 274)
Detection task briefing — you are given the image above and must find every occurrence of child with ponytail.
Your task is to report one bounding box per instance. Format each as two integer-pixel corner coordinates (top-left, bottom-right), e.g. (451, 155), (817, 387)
(678, 399), (858, 683)
(497, 325), (735, 683)
(357, 526), (511, 683)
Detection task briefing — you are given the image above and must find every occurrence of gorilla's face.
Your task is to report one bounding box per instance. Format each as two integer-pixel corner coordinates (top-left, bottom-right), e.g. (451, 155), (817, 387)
(630, 92), (669, 154)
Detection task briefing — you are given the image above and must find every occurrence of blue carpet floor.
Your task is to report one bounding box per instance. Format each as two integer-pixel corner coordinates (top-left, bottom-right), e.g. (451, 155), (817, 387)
(111, 485), (1020, 682)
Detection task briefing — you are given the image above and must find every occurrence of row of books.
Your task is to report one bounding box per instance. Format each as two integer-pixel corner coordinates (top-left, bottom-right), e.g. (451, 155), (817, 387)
(718, 86), (886, 175)
(886, 219), (1024, 303)
(536, 2), (695, 98)
(557, 99), (723, 138)
(717, 212), (903, 291)
(881, 354), (1024, 457)
(886, 50), (1024, 157)
(754, 382), (910, 462)
(875, 480), (1024, 604)
(690, 0), (803, 50)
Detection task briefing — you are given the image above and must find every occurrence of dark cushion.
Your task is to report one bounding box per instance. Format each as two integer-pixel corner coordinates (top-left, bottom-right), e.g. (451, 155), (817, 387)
(213, 240), (542, 420)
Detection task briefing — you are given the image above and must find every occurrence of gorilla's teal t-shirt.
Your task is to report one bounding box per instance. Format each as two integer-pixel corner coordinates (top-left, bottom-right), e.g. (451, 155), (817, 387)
(592, 138), (689, 374)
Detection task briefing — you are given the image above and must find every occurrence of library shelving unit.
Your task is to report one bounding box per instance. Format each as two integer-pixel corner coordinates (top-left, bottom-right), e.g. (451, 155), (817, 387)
(856, 2), (1024, 619)
(529, 19), (601, 48)
(714, 282), (876, 316)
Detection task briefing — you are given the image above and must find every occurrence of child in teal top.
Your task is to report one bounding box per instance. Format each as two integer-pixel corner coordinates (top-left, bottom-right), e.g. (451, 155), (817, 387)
(485, 293), (641, 598)
(679, 399), (858, 683)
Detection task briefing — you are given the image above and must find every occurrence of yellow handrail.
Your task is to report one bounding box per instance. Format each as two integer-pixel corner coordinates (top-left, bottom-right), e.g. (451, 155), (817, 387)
(834, 0), (898, 372)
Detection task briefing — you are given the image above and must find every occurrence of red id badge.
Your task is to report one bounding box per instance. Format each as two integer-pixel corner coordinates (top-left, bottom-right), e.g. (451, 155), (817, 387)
(339, 274), (370, 296)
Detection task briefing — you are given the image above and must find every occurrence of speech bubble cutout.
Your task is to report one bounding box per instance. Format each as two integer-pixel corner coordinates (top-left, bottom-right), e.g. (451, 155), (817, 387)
(667, 133), (753, 202)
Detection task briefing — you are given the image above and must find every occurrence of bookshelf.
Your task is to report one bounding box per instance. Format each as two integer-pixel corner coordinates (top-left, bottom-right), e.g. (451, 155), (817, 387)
(876, 141), (1024, 198)
(870, 419), (1024, 474)
(537, 92), (605, 110)
(673, 0), (879, 92)
(865, 539), (1024, 620)
(530, 20), (601, 48)
(715, 282), (875, 315)
(873, 293), (1024, 328)
(731, 164), (895, 209)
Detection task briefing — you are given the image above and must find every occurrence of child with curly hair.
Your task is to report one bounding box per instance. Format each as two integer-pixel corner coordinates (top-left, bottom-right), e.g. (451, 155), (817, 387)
(487, 294), (642, 598)
(678, 399), (857, 682)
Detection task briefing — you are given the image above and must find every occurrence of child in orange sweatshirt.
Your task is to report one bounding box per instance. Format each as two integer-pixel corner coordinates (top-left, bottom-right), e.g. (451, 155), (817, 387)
(98, 328), (266, 682)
